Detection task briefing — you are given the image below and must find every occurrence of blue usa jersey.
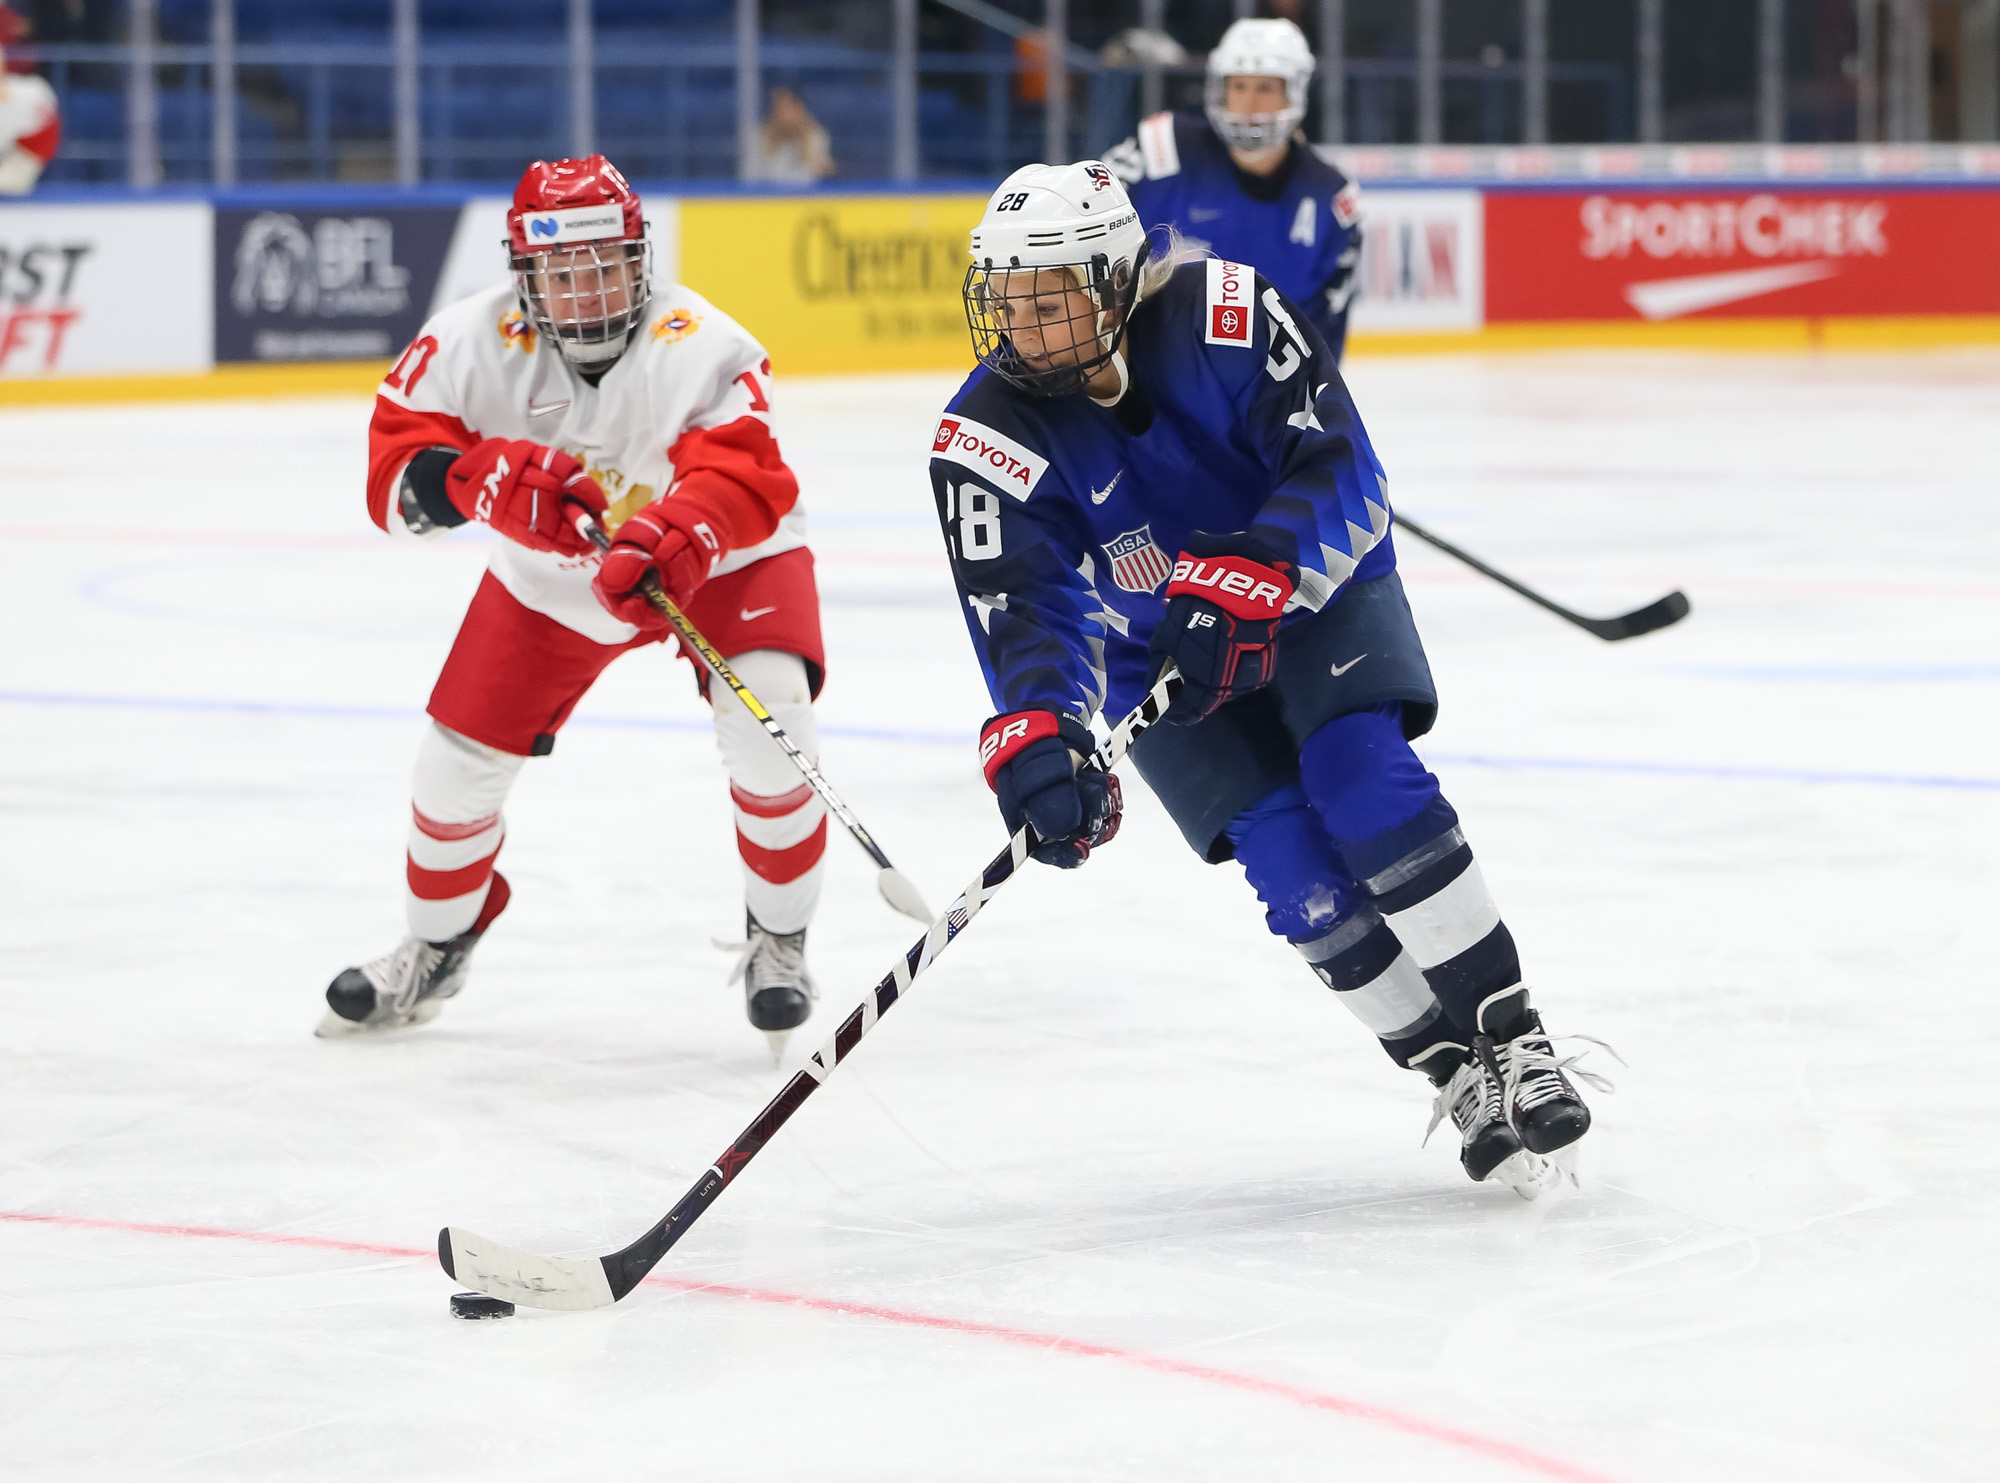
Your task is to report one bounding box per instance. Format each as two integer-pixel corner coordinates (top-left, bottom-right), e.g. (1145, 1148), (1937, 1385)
(1106, 111), (1363, 359)
(929, 258), (1395, 728)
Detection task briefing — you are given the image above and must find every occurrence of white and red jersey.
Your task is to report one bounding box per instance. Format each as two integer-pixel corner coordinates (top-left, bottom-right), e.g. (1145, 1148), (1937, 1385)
(0, 72), (60, 165)
(369, 281), (805, 645)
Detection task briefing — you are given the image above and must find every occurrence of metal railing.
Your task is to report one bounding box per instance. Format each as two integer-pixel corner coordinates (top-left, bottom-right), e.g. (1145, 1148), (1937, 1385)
(19, 40), (1637, 189)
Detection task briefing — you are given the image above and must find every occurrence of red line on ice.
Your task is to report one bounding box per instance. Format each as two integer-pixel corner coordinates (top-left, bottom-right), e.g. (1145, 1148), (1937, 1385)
(0, 1208), (1623, 1483)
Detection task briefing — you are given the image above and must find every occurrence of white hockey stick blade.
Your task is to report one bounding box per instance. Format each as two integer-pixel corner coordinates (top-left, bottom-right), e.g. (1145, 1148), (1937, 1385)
(876, 866), (933, 924)
(440, 1226), (616, 1311)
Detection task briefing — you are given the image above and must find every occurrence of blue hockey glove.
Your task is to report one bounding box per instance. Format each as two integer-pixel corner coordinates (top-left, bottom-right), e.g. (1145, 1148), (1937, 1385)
(979, 710), (1122, 868)
(1146, 534), (1295, 726)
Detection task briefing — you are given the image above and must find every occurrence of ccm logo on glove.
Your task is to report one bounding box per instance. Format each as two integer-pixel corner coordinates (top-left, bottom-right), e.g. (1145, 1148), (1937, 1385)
(444, 438), (607, 556)
(1165, 555), (1290, 617)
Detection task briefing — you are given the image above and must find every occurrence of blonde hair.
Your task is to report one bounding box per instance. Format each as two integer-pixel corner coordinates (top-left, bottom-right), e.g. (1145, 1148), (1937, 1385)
(1135, 225), (1211, 306)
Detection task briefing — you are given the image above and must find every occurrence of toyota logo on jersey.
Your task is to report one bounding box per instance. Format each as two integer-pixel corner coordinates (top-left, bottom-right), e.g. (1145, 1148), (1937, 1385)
(929, 413), (1049, 497)
(1204, 258), (1253, 346)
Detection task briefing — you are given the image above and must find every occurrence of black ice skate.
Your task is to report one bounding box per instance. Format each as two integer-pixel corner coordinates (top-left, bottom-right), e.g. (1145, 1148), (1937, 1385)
(1473, 987), (1619, 1159)
(725, 909), (816, 1061)
(316, 874), (511, 1038)
(1418, 1044), (1554, 1198)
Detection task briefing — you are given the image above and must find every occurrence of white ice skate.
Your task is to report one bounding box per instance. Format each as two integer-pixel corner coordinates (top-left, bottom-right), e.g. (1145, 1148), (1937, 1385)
(723, 910), (817, 1061)
(315, 875), (509, 1037)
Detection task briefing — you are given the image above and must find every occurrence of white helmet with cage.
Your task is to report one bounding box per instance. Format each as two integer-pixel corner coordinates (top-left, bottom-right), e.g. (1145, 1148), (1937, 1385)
(1204, 17), (1316, 152)
(963, 161), (1151, 397)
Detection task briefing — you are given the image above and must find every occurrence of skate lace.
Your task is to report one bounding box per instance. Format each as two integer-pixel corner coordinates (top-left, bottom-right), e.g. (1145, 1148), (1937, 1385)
(1500, 1031), (1622, 1113)
(1423, 1058), (1492, 1147)
(719, 925), (817, 1001)
(370, 936), (445, 1014)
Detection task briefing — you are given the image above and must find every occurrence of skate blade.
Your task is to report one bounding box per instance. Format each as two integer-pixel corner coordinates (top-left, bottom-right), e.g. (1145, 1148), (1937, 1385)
(1491, 1149), (1562, 1200)
(312, 998), (444, 1039)
(762, 1029), (791, 1064)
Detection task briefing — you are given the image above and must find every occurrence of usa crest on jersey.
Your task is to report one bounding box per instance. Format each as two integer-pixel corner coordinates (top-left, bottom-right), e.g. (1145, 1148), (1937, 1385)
(1103, 525), (1174, 594)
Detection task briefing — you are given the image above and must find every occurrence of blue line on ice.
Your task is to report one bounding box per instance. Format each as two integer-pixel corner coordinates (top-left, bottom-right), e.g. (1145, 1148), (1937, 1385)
(5, 689), (1997, 794)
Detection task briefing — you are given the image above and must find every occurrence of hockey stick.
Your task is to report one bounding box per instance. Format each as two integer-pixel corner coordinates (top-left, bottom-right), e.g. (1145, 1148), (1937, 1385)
(439, 668), (1182, 1311)
(575, 512), (930, 923)
(1394, 513), (1690, 642)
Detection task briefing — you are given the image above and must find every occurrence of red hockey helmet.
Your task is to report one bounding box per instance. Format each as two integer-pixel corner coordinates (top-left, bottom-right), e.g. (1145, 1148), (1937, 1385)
(0, 5), (35, 72)
(506, 155), (652, 368)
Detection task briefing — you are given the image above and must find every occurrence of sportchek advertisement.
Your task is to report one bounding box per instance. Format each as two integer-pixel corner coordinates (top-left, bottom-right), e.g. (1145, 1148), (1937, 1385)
(0, 203), (210, 376)
(213, 205), (458, 363)
(1485, 188), (2000, 322)
(678, 193), (986, 376)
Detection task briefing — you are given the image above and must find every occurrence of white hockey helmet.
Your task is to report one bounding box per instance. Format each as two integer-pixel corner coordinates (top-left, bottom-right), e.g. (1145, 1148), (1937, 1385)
(963, 161), (1151, 397)
(1204, 17), (1315, 152)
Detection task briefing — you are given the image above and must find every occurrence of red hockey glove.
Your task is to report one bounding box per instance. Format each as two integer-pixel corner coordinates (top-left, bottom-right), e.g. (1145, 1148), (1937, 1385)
(591, 499), (724, 632)
(980, 710), (1122, 868)
(1145, 538), (1295, 726)
(444, 438), (607, 555)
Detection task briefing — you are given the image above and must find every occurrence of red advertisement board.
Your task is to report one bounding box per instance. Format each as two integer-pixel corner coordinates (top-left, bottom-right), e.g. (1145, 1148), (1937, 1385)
(1485, 189), (2000, 322)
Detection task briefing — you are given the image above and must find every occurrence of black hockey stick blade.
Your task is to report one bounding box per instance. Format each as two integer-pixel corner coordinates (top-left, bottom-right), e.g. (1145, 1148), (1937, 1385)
(1576, 588), (1690, 642)
(1394, 513), (1691, 644)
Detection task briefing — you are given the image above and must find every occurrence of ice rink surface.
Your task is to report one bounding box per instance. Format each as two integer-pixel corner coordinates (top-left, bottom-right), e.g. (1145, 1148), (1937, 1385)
(3, 349), (1997, 1482)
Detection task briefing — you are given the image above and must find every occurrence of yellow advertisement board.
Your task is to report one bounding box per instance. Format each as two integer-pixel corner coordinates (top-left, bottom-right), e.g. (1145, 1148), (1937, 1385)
(676, 193), (987, 377)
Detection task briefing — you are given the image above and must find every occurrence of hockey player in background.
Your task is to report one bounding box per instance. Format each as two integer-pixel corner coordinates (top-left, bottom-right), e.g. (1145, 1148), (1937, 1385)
(0, 6), (60, 196)
(933, 162), (1609, 1191)
(1106, 17), (1361, 361)
(320, 155), (829, 1046)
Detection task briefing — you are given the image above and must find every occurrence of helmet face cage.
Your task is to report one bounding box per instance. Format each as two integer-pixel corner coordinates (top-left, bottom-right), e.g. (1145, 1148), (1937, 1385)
(509, 237), (653, 365)
(963, 250), (1142, 398)
(1203, 70), (1309, 152)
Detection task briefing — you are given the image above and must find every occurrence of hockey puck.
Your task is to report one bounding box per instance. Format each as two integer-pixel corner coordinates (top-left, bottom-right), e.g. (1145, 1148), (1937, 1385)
(449, 1291), (515, 1320)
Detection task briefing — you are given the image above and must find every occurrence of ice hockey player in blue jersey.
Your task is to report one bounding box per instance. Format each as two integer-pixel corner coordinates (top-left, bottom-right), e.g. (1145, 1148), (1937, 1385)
(1105, 18), (1362, 360)
(932, 162), (1612, 1194)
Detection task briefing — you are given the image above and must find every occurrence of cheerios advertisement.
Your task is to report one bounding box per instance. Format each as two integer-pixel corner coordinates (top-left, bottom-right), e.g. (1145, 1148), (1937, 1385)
(676, 193), (986, 376)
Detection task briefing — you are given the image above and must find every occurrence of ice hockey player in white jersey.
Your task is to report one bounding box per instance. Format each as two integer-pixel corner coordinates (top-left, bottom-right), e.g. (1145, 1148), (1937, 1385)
(0, 8), (60, 196)
(1105, 18), (1361, 360)
(319, 155), (829, 1047)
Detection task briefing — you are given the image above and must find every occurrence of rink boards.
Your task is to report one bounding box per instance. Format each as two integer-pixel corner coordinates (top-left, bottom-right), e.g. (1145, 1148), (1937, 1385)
(5, 176), (2000, 392)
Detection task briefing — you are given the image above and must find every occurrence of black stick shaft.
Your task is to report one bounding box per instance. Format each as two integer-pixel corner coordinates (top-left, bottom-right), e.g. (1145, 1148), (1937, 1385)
(1394, 514), (1598, 627)
(594, 671), (1181, 1302)
(1393, 513), (1689, 642)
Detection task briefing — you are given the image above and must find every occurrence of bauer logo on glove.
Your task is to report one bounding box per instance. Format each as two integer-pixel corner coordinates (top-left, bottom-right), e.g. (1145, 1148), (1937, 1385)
(1147, 537), (1295, 726)
(979, 710), (1121, 868)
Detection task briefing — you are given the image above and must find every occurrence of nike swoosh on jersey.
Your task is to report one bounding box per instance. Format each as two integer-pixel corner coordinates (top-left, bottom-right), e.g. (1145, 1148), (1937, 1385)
(740, 605), (779, 621)
(1090, 469), (1124, 505)
(527, 398), (571, 418)
(1329, 653), (1367, 676)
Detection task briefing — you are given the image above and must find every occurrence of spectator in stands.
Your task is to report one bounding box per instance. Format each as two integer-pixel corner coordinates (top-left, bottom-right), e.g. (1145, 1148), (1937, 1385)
(748, 86), (834, 185)
(0, 4), (59, 194)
